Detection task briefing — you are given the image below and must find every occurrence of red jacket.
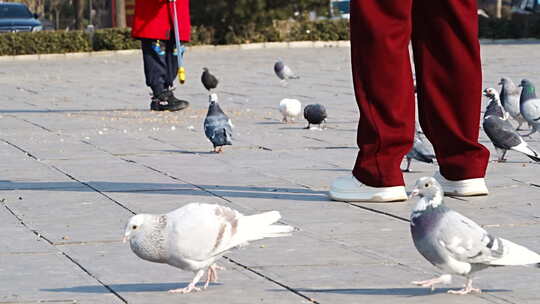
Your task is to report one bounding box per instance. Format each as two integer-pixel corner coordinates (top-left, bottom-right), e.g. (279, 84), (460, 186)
(131, 0), (191, 41)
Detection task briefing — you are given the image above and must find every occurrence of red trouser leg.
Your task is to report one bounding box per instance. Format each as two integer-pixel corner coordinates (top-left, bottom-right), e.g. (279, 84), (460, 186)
(350, 0), (489, 186)
(412, 0), (489, 180)
(350, 0), (416, 187)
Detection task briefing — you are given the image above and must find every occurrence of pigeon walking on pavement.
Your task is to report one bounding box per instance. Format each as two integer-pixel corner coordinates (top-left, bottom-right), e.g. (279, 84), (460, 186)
(499, 77), (527, 130)
(204, 93), (233, 153)
(274, 59), (299, 83)
(403, 131), (436, 172)
(279, 98), (302, 123)
(123, 203), (294, 294)
(519, 79), (540, 137)
(482, 88), (540, 162)
(303, 104), (327, 129)
(409, 177), (540, 295)
(201, 68), (219, 92)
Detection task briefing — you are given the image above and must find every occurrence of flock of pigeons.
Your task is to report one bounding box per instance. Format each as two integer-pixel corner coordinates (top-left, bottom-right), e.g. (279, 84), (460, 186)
(201, 59), (328, 153)
(406, 78), (540, 170)
(120, 73), (540, 295)
(122, 177), (540, 295)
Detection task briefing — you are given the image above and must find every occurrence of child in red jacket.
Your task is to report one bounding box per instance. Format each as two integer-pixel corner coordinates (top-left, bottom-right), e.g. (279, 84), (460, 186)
(132, 0), (191, 111)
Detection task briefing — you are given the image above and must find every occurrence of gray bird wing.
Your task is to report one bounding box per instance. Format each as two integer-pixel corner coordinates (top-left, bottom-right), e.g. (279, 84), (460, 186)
(166, 204), (242, 262)
(283, 65), (298, 79)
(505, 92), (522, 119)
(407, 137), (435, 163)
(483, 115), (523, 150)
(521, 99), (540, 122)
(204, 113), (232, 143)
(436, 210), (503, 265)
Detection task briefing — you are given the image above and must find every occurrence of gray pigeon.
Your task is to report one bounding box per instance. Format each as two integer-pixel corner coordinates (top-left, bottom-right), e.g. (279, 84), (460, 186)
(201, 68), (218, 92)
(499, 77), (527, 130)
(409, 177), (540, 294)
(403, 131), (436, 172)
(204, 93), (233, 153)
(303, 104), (327, 129)
(274, 59), (299, 82)
(483, 88), (540, 162)
(519, 79), (540, 136)
(123, 203), (294, 293)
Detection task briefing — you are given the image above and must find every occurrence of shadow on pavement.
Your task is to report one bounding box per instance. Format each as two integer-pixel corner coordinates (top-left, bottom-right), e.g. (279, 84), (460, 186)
(43, 282), (221, 293)
(0, 109), (147, 114)
(285, 287), (511, 296)
(0, 181), (329, 202)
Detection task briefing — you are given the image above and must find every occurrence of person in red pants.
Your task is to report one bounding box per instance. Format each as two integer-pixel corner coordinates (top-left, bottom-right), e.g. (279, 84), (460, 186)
(329, 0), (490, 202)
(132, 0), (190, 111)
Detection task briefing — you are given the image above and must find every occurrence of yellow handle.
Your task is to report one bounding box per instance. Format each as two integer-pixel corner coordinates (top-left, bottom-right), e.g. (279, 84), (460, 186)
(178, 67), (186, 84)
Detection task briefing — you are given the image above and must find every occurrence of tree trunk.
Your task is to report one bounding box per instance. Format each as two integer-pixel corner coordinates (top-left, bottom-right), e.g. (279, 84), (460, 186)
(55, 9), (60, 30)
(115, 0), (127, 28)
(74, 0), (85, 30)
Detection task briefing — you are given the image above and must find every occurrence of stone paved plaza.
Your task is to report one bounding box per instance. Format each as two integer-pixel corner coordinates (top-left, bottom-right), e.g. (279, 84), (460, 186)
(1, 42), (540, 304)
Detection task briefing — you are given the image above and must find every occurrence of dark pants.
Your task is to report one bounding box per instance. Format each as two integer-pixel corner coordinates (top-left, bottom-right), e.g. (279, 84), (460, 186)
(141, 37), (178, 95)
(350, 0), (490, 187)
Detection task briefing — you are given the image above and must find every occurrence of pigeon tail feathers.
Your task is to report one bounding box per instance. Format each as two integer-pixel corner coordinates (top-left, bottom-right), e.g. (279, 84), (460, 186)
(511, 142), (540, 162)
(237, 211), (294, 241)
(488, 238), (540, 266)
(414, 152), (435, 164)
(526, 153), (540, 162)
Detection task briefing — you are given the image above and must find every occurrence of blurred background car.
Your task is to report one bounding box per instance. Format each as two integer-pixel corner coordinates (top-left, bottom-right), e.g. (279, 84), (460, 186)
(330, 0), (350, 19)
(0, 1), (42, 33)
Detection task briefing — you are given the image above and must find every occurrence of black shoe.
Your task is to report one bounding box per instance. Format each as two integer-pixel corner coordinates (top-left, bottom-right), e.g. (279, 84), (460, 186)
(150, 90), (189, 112)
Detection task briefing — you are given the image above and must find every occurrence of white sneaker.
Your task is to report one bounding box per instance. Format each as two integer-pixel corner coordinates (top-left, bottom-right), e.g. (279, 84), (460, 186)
(433, 171), (488, 196)
(328, 175), (407, 202)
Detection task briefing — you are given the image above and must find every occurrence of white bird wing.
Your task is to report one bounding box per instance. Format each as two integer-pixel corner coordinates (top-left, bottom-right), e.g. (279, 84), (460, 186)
(165, 203), (243, 262)
(436, 210), (503, 265)
(437, 210), (540, 266)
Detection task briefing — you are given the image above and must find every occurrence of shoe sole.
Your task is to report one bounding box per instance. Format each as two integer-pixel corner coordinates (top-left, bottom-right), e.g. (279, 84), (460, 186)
(443, 190), (488, 197)
(328, 190), (407, 202)
(433, 172), (488, 197)
(150, 105), (189, 112)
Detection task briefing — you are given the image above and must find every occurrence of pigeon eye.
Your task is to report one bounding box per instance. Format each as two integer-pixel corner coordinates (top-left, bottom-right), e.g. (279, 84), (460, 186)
(424, 183), (429, 188)
(132, 225), (137, 230)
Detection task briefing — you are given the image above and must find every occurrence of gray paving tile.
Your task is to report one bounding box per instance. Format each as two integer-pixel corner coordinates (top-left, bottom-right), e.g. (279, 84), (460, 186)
(1, 43), (540, 303)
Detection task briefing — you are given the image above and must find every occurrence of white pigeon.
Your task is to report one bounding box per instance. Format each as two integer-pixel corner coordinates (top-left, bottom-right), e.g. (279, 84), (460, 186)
(123, 203), (294, 294)
(499, 77), (527, 130)
(409, 177), (540, 295)
(519, 79), (540, 137)
(279, 98), (302, 123)
(482, 88), (540, 162)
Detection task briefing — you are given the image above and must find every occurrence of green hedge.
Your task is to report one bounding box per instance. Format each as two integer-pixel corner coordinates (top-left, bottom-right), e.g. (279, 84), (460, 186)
(0, 20), (350, 56)
(0, 30), (91, 55)
(478, 15), (540, 39)
(2, 17), (540, 56)
(92, 28), (141, 51)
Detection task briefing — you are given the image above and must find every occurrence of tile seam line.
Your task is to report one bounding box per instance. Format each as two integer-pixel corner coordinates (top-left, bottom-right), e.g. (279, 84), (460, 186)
(0, 138), (136, 215)
(0, 201), (128, 304)
(76, 141), (326, 303)
(1, 137), (320, 304)
(4, 110), (518, 303)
